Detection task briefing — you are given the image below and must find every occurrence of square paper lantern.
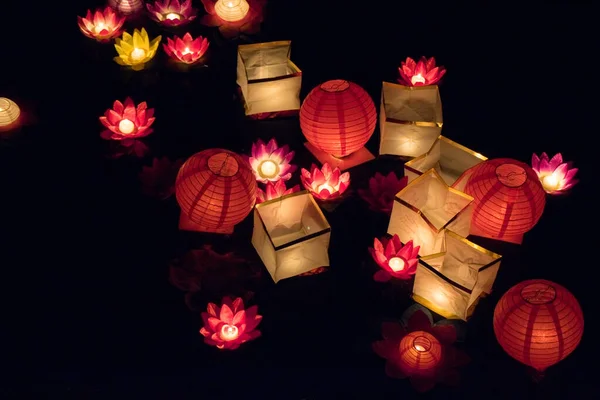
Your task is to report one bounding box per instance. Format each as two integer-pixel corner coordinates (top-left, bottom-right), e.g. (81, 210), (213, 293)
(404, 135), (487, 185)
(388, 169), (473, 256)
(413, 230), (502, 320)
(236, 41), (302, 118)
(379, 82), (443, 158)
(252, 191), (331, 282)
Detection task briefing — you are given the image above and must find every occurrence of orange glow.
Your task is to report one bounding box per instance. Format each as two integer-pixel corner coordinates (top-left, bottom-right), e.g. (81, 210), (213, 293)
(301, 163), (350, 201)
(163, 33), (210, 65)
(214, 0), (250, 21)
(130, 48), (146, 62)
(259, 160), (279, 179)
(398, 331), (443, 377)
(0, 98), (20, 127)
(541, 174), (559, 191)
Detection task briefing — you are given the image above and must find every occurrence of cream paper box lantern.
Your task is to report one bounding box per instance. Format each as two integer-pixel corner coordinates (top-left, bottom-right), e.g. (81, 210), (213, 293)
(404, 135), (487, 185)
(379, 82), (443, 158)
(236, 41), (302, 117)
(252, 191), (331, 283)
(413, 230), (502, 320)
(388, 168), (473, 256)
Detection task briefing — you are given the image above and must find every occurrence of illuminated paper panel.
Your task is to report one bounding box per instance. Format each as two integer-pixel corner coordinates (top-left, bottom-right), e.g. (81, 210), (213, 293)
(379, 82), (443, 157)
(413, 230), (502, 320)
(252, 191), (330, 283)
(237, 41), (302, 117)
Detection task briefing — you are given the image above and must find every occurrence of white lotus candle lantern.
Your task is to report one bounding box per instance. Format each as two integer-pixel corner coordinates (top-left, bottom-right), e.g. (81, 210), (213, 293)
(236, 41), (302, 118)
(413, 230), (502, 320)
(379, 82), (443, 158)
(252, 191), (331, 282)
(404, 135), (487, 185)
(215, 0), (250, 21)
(388, 169), (473, 256)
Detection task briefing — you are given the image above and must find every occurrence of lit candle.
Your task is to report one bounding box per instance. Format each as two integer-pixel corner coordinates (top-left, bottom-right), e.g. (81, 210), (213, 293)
(317, 183), (335, 193)
(214, 0), (250, 22)
(94, 22), (106, 34)
(220, 324), (239, 341)
(118, 119), (135, 134)
(388, 257), (406, 272)
(413, 336), (431, 352)
(130, 48), (146, 62)
(165, 12), (180, 20)
(259, 160), (278, 178)
(182, 47), (192, 55)
(542, 174), (560, 191)
(411, 73), (425, 85)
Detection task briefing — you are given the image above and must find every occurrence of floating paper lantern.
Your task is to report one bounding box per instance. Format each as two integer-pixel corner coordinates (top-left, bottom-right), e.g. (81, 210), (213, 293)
(462, 158), (546, 244)
(248, 138), (296, 183)
(404, 135), (487, 186)
(214, 0), (250, 21)
(398, 331), (444, 378)
(109, 0), (144, 16)
(147, 0), (197, 27)
(379, 82), (443, 157)
(77, 7), (125, 42)
(0, 98), (20, 128)
(252, 191), (331, 282)
(300, 163), (350, 201)
(176, 149), (257, 234)
(388, 169), (473, 256)
(531, 152), (579, 195)
(114, 28), (161, 71)
(236, 41), (302, 118)
(398, 56), (447, 87)
(163, 33), (209, 65)
(414, 230), (502, 320)
(300, 80), (377, 170)
(493, 279), (584, 375)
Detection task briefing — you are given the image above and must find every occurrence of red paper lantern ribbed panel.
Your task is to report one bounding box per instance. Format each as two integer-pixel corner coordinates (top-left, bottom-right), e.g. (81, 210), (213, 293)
(300, 79), (376, 158)
(493, 279), (584, 372)
(463, 158), (546, 243)
(398, 331), (443, 377)
(176, 149), (257, 233)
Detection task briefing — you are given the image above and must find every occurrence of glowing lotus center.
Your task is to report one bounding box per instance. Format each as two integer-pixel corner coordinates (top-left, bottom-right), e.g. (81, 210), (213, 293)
(94, 22), (106, 34)
(220, 324), (239, 341)
(165, 12), (180, 20)
(411, 73), (426, 85)
(214, 0), (250, 22)
(388, 257), (406, 272)
(182, 47), (192, 55)
(317, 183), (335, 193)
(118, 119), (135, 134)
(0, 108), (3, 112)
(130, 48), (146, 62)
(259, 160), (279, 178)
(413, 336), (432, 352)
(542, 174), (560, 191)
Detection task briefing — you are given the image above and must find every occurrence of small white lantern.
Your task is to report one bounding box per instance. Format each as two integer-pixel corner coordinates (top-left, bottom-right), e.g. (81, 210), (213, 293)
(413, 230), (502, 320)
(0, 97), (20, 127)
(404, 135), (487, 185)
(388, 168), (473, 256)
(379, 82), (443, 158)
(252, 191), (331, 282)
(236, 41), (302, 118)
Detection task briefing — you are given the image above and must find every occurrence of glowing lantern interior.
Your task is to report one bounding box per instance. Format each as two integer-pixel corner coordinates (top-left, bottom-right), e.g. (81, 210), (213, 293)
(0, 97), (20, 127)
(214, 0), (250, 22)
(398, 331), (443, 377)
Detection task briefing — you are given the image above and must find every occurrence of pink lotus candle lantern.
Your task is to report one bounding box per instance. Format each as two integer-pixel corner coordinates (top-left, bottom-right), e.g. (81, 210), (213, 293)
(147, 0), (197, 27)
(398, 56), (447, 87)
(301, 163), (350, 201)
(77, 7), (125, 42)
(358, 171), (408, 214)
(109, 0), (144, 16)
(200, 0), (266, 38)
(99, 97), (155, 145)
(256, 180), (300, 204)
(248, 138), (296, 183)
(200, 297), (262, 350)
(531, 152), (579, 195)
(163, 33), (209, 65)
(369, 235), (420, 282)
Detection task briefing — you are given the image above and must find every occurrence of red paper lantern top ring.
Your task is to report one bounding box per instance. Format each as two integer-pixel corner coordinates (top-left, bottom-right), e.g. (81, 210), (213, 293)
(398, 330), (443, 377)
(300, 79), (376, 158)
(175, 149), (257, 232)
(463, 158), (546, 239)
(493, 279), (584, 372)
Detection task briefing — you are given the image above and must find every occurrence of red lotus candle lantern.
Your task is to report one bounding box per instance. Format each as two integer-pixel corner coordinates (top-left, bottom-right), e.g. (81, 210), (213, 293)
(99, 98), (155, 156)
(248, 138), (296, 183)
(77, 7), (125, 42)
(300, 163), (350, 201)
(398, 56), (446, 87)
(175, 149), (257, 234)
(462, 158), (546, 244)
(369, 235), (420, 282)
(163, 33), (209, 65)
(493, 279), (584, 378)
(398, 331), (444, 378)
(300, 80), (377, 170)
(531, 152), (579, 195)
(109, 0), (144, 16)
(147, 0), (197, 27)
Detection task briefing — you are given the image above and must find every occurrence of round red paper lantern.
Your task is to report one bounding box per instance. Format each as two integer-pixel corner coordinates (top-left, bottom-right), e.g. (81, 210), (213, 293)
(398, 331), (443, 377)
(175, 149), (257, 233)
(493, 279), (584, 372)
(463, 158), (546, 240)
(300, 79), (376, 158)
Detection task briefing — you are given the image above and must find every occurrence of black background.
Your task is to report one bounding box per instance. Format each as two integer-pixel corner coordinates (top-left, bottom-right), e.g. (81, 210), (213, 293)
(1, 1), (597, 398)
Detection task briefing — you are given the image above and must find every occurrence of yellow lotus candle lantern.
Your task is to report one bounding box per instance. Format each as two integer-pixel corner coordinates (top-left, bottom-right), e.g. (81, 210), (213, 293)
(236, 41), (302, 119)
(413, 230), (502, 320)
(404, 135), (487, 185)
(252, 191), (331, 282)
(0, 98), (20, 128)
(214, 0), (250, 21)
(379, 82), (443, 157)
(114, 28), (161, 71)
(388, 169), (473, 256)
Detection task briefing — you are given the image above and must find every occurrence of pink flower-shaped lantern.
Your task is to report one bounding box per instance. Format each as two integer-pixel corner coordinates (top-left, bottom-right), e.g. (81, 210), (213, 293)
(300, 163), (350, 201)
(99, 97), (155, 141)
(531, 152), (579, 195)
(369, 235), (420, 281)
(398, 56), (446, 86)
(77, 7), (125, 42)
(248, 138), (296, 183)
(163, 33), (209, 64)
(256, 180), (300, 204)
(147, 0), (197, 27)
